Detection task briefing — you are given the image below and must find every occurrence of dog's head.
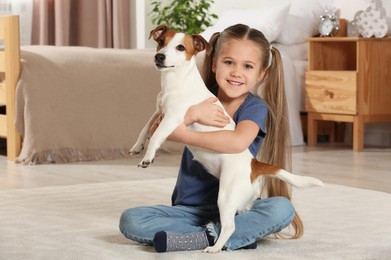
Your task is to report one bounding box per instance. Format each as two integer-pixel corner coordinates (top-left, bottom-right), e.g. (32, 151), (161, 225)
(149, 25), (211, 71)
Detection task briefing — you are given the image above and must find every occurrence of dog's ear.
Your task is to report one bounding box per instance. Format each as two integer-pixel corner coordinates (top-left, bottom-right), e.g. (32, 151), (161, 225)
(192, 35), (212, 55)
(149, 25), (168, 41)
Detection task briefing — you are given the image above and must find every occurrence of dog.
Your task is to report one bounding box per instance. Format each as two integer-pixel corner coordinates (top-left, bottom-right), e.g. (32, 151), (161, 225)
(129, 25), (324, 253)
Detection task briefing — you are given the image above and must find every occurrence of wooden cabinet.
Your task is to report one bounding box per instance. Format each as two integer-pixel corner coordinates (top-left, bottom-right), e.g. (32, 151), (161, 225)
(305, 37), (391, 151)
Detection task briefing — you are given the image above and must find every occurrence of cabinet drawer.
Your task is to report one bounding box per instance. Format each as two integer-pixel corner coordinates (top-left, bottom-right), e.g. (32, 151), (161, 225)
(305, 71), (357, 115)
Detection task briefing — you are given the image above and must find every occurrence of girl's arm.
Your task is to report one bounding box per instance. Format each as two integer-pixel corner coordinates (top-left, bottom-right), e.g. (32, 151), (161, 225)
(148, 97), (230, 136)
(168, 120), (259, 154)
(149, 97), (259, 153)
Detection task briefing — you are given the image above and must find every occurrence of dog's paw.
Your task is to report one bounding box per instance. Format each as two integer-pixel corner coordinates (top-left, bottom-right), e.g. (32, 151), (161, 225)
(129, 144), (144, 155)
(138, 158), (154, 168)
(202, 246), (222, 253)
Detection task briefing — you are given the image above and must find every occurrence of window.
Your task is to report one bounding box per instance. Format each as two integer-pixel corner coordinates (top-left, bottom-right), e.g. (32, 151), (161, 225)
(0, 0), (33, 45)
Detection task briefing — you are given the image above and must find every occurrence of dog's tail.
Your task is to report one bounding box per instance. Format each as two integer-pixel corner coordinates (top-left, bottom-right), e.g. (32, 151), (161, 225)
(250, 159), (324, 189)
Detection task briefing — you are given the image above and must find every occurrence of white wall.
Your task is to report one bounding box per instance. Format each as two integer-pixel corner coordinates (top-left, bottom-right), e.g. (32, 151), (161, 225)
(143, 0), (391, 48)
(207, 0), (391, 20)
(130, 0), (145, 49)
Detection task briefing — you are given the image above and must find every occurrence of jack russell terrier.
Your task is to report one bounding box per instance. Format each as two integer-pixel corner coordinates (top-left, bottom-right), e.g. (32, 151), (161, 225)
(129, 25), (324, 253)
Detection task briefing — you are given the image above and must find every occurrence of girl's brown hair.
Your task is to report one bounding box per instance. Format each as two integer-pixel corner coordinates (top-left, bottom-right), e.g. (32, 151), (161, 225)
(202, 24), (303, 239)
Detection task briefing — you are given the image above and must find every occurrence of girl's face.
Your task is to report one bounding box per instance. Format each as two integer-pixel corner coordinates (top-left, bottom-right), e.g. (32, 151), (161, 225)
(213, 39), (266, 101)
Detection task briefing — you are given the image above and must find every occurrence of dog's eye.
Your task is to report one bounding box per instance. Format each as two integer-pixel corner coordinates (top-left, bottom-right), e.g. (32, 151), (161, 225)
(158, 39), (164, 46)
(176, 45), (185, 52)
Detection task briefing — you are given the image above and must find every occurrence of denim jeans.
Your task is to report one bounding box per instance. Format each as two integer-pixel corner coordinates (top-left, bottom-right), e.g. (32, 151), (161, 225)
(119, 196), (295, 251)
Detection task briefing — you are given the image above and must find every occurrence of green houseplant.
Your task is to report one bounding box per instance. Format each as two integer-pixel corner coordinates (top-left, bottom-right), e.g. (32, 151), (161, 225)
(149, 0), (218, 34)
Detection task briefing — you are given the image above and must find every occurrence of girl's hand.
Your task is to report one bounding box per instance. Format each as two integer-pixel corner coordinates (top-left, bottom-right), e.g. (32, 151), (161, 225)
(184, 97), (230, 127)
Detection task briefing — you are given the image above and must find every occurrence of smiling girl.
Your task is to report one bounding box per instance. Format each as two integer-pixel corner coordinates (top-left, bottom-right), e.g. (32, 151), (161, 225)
(119, 24), (302, 252)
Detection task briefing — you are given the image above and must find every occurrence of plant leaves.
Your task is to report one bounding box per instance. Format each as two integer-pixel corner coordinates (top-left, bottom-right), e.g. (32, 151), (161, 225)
(149, 0), (218, 34)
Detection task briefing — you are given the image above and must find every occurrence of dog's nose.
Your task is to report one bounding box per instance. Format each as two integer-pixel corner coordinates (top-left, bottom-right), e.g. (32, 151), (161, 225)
(155, 53), (165, 63)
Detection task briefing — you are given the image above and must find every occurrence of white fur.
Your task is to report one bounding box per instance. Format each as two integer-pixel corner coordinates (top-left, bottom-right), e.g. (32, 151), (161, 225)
(130, 31), (323, 253)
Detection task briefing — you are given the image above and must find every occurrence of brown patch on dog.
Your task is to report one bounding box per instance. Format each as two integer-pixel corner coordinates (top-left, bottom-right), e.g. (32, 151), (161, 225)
(250, 159), (280, 183)
(150, 25), (211, 60)
(149, 25), (177, 51)
(193, 35), (212, 55)
(184, 34), (211, 60)
(183, 35), (197, 60)
(157, 30), (176, 51)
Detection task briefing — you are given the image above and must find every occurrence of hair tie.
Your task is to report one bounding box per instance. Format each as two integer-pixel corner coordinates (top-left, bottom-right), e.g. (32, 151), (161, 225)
(211, 32), (221, 42)
(267, 45), (273, 68)
(210, 32), (220, 46)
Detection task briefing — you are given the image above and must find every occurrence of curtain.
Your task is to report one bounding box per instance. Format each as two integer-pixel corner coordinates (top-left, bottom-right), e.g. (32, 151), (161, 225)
(31, 0), (130, 48)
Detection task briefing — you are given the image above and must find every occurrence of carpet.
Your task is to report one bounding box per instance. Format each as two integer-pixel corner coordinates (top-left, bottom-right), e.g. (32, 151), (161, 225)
(1, 178), (391, 260)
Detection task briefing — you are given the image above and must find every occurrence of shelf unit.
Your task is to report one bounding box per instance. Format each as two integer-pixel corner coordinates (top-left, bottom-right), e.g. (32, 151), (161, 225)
(305, 37), (391, 151)
(0, 15), (21, 160)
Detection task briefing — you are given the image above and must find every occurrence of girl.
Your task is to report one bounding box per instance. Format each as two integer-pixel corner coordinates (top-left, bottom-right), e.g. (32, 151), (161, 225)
(119, 24), (303, 252)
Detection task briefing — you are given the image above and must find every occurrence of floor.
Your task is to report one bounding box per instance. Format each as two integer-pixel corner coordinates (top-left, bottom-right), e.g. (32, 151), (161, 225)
(1, 141), (390, 193)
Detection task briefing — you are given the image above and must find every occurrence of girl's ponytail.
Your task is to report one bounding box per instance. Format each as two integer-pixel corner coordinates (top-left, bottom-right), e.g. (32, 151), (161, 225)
(202, 32), (220, 90)
(257, 46), (304, 239)
(258, 46), (291, 171)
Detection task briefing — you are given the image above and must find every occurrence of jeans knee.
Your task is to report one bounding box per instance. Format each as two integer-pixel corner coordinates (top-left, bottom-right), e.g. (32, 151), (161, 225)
(254, 196), (295, 224)
(269, 196), (295, 224)
(119, 206), (157, 245)
(119, 208), (141, 238)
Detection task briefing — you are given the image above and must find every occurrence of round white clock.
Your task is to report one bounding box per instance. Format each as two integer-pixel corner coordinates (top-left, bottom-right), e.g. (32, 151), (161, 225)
(319, 14), (340, 37)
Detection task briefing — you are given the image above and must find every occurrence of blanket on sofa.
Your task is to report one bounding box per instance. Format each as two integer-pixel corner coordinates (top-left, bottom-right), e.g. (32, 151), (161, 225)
(15, 46), (183, 164)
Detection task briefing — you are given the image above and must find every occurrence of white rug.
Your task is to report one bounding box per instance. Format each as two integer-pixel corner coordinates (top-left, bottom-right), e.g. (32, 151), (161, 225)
(1, 178), (391, 260)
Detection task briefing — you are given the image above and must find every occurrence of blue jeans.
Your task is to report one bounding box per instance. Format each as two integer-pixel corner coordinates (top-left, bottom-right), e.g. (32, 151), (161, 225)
(119, 197), (295, 251)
